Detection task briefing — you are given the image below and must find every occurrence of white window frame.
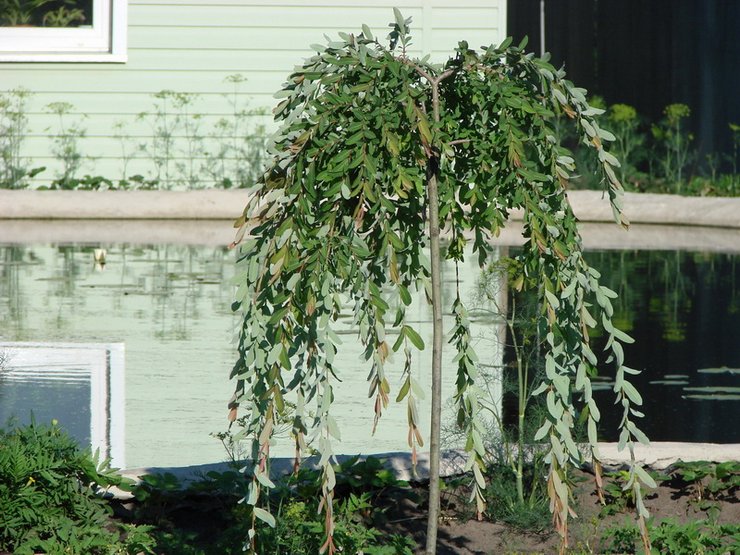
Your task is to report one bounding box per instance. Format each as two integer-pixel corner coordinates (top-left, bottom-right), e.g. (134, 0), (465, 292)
(0, 0), (127, 63)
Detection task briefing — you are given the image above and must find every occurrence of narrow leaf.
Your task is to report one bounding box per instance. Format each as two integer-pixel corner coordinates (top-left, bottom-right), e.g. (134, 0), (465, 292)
(253, 507), (276, 528)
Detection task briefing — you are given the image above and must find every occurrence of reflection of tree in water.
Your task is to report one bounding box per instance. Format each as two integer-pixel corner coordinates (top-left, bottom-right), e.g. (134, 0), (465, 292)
(0, 247), (26, 333)
(56, 246), (84, 297)
(143, 245), (234, 341)
(0, 247), (46, 338)
(1, 243), (236, 344)
(491, 248), (740, 443)
(583, 250), (715, 343)
(492, 248), (738, 357)
(50, 246), (88, 334)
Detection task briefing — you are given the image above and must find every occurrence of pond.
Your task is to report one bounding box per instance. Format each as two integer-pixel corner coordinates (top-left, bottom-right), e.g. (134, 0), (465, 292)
(0, 239), (738, 471)
(499, 248), (740, 445)
(0, 243), (501, 469)
(584, 249), (740, 443)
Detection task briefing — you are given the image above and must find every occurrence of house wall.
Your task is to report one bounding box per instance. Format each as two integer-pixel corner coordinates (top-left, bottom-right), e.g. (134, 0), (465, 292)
(1, 0), (507, 188)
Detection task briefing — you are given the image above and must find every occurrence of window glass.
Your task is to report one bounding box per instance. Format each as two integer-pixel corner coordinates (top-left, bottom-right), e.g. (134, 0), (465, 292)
(0, 1), (93, 28)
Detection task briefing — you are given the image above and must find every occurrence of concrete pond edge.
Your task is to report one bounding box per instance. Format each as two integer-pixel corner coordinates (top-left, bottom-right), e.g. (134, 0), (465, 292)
(111, 442), (740, 499)
(1, 189), (739, 228)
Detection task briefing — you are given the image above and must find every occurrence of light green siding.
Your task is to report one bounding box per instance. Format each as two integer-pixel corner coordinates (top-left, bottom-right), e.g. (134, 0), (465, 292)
(2, 1), (506, 187)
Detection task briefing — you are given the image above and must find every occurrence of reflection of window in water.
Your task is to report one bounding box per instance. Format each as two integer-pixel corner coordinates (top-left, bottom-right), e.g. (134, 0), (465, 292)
(0, 342), (125, 468)
(0, 1), (93, 28)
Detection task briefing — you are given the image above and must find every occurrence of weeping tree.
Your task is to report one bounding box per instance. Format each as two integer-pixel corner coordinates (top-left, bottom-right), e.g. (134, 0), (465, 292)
(230, 11), (653, 555)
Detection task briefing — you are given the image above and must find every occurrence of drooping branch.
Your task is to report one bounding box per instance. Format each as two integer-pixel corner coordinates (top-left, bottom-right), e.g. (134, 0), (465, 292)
(230, 17), (651, 555)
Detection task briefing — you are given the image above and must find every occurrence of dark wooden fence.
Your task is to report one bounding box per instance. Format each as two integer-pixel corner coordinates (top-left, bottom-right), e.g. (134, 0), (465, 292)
(508, 0), (740, 163)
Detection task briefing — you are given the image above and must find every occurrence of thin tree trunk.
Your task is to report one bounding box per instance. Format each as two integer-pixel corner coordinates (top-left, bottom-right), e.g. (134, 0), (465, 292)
(425, 169), (443, 554)
(425, 78), (445, 555)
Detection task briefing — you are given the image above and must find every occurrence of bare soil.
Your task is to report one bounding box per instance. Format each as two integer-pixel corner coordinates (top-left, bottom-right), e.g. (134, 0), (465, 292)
(380, 468), (740, 554)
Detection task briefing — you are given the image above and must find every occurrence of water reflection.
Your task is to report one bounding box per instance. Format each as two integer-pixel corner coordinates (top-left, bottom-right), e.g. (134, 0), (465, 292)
(532, 250), (740, 444)
(7, 241), (731, 469)
(0, 244), (504, 468)
(0, 244), (243, 468)
(0, 342), (125, 469)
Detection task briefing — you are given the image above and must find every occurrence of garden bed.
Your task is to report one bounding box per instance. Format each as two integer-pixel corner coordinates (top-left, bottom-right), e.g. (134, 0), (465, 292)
(3, 419), (737, 554)
(111, 461), (739, 555)
(391, 466), (740, 554)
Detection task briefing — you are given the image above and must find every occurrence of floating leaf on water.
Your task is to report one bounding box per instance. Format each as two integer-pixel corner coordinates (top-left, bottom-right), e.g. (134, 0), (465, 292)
(697, 366), (740, 375)
(590, 382), (614, 391)
(682, 394), (740, 401)
(683, 386), (740, 393)
(80, 284), (140, 289)
(663, 374), (688, 379)
(649, 380), (689, 386)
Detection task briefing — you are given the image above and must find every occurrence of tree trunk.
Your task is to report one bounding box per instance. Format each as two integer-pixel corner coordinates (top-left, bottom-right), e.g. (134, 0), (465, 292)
(425, 79), (444, 555)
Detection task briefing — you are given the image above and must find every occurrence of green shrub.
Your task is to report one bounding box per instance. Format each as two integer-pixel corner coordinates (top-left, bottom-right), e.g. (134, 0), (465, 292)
(130, 457), (416, 554)
(0, 87), (44, 189)
(651, 103), (694, 191)
(0, 420), (154, 554)
(483, 463), (551, 532)
(601, 468), (667, 517)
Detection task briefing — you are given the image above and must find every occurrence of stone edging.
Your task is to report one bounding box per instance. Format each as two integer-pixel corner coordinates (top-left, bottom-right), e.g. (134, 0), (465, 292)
(1, 190), (739, 228)
(111, 442), (740, 499)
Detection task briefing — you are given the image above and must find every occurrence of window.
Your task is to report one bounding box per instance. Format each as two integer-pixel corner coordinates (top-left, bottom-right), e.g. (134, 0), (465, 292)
(0, 0), (127, 62)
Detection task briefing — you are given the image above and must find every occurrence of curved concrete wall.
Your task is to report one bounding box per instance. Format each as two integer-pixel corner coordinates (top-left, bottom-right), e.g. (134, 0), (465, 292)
(1, 190), (739, 250)
(1, 190), (739, 228)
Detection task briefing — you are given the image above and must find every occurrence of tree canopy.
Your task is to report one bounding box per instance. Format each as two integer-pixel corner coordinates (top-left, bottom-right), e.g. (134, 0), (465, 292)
(230, 12), (652, 554)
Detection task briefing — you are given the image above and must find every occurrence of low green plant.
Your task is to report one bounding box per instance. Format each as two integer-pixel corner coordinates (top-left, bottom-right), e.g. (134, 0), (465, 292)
(37, 174), (159, 191)
(171, 91), (205, 189)
(685, 174), (739, 197)
(262, 493), (414, 555)
(118, 174), (159, 190)
(0, 419), (154, 554)
(671, 460), (740, 504)
(203, 74), (268, 189)
(483, 463), (552, 532)
(263, 458), (416, 555)
(138, 85), (267, 189)
(604, 519), (740, 554)
(603, 520), (641, 554)
(46, 174), (112, 190)
(600, 469), (666, 517)
(131, 457), (415, 554)
(138, 90), (181, 188)
(112, 119), (138, 180)
(726, 122), (739, 195)
(469, 259), (556, 513)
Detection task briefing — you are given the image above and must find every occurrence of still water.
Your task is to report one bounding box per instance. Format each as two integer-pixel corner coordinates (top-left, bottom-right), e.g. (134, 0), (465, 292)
(0, 244), (502, 469)
(584, 250), (740, 443)
(1, 243), (737, 471)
